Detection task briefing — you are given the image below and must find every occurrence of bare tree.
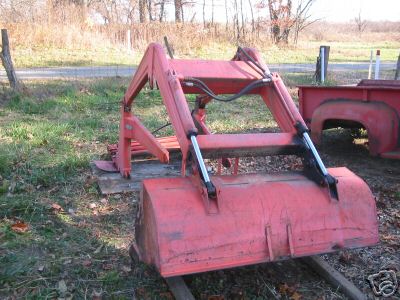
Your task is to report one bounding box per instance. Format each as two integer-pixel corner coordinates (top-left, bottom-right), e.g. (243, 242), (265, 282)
(260, 0), (316, 44)
(155, 0), (166, 22)
(248, 0), (255, 33)
(203, 0), (206, 27)
(174, 0), (182, 22)
(211, 0), (214, 25)
(139, 0), (147, 22)
(147, 0), (153, 21)
(354, 10), (367, 34)
(240, 0), (245, 37)
(267, 0), (293, 44)
(292, 0), (318, 44)
(225, 0), (229, 31)
(233, 0), (240, 42)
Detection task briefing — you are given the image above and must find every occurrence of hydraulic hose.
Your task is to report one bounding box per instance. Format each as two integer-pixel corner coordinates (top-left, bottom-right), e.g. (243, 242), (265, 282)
(183, 77), (271, 102)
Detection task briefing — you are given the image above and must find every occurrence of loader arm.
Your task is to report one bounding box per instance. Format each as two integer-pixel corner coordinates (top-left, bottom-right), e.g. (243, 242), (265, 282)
(106, 43), (379, 278)
(115, 43), (336, 199)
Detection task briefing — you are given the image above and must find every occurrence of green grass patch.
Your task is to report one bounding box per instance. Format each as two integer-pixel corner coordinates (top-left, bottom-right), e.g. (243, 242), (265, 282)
(1, 72), (393, 298)
(12, 47), (137, 68)
(0, 76), (288, 298)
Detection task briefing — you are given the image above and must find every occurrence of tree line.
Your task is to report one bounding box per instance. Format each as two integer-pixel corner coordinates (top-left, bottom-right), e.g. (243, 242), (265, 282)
(0, 0), (317, 44)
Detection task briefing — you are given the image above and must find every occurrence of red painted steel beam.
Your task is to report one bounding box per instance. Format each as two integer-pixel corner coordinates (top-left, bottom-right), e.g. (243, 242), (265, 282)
(197, 133), (303, 158)
(169, 59), (262, 81)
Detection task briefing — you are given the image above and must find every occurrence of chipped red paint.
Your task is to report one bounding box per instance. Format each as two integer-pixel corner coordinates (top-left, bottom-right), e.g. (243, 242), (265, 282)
(108, 44), (379, 277)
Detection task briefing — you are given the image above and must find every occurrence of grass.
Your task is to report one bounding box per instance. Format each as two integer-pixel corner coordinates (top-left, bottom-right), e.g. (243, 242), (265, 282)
(11, 47), (137, 68)
(0, 79), (169, 299)
(0, 69), (398, 298)
(0, 76), (292, 299)
(5, 39), (400, 68)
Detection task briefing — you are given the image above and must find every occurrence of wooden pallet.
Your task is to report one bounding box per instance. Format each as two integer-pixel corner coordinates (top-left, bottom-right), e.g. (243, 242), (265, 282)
(90, 159), (181, 194)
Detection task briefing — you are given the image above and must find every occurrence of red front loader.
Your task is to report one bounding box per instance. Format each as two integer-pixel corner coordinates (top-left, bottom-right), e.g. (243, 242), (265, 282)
(103, 44), (379, 277)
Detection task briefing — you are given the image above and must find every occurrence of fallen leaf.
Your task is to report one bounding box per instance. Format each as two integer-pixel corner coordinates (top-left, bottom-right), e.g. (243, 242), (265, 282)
(82, 259), (92, 267)
(76, 220), (88, 228)
(8, 181), (16, 193)
(51, 203), (64, 212)
(121, 265), (131, 273)
(91, 289), (102, 300)
(99, 206), (113, 213)
(279, 283), (290, 294)
(94, 244), (103, 254)
(102, 263), (113, 270)
(208, 296), (225, 300)
(290, 292), (302, 300)
(11, 221), (29, 233)
(85, 176), (96, 187)
(37, 265), (45, 272)
(159, 291), (174, 300)
(57, 279), (68, 296)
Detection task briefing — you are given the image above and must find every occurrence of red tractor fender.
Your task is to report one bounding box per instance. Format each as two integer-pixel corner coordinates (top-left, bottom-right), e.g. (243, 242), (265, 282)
(310, 99), (399, 156)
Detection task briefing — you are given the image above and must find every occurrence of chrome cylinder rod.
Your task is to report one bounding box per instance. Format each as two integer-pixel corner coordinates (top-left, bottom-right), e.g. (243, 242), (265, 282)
(190, 135), (211, 183)
(302, 132), (328, 176)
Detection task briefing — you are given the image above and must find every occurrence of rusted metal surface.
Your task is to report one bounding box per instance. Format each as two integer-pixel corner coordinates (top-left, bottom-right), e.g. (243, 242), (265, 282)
(358, 79), (400, 87)
(113, 43), (308, 178)
(134, 168), (378, 277)
(107, 136), (180, 167)
(197, 133), (304, 158)
(99, 43), (380, 278)
(298, 80), (400, 159)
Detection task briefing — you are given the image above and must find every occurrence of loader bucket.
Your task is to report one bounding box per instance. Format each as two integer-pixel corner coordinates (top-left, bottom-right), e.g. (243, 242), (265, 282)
(133, 167), (378, 277)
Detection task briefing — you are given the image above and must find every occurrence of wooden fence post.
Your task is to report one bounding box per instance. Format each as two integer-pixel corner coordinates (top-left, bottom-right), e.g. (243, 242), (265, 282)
(0, 29), (24, 92)
(395, 52), (400, 80)
(163, 36), (174, 59)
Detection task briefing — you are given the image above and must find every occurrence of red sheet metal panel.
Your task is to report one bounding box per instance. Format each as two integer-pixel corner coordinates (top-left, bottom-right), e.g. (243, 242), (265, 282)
(298, 85), (400, 126)
(309, 100), (399, 156)
(298, 82), (400, 158)
(196, 133), (303, 157)
(134, 167), (379, 277)
(169, 59), (262, 81)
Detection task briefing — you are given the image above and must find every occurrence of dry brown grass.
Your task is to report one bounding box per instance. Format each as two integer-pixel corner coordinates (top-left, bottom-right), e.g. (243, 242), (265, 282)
(304, 21), (400, 43)
(1, 18), (399, 68)
(3, 20), (399, 51)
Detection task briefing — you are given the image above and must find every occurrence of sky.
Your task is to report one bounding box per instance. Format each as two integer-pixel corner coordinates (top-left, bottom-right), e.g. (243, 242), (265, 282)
(174, 0), (400, 23)
(309, 0), (400, 22)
